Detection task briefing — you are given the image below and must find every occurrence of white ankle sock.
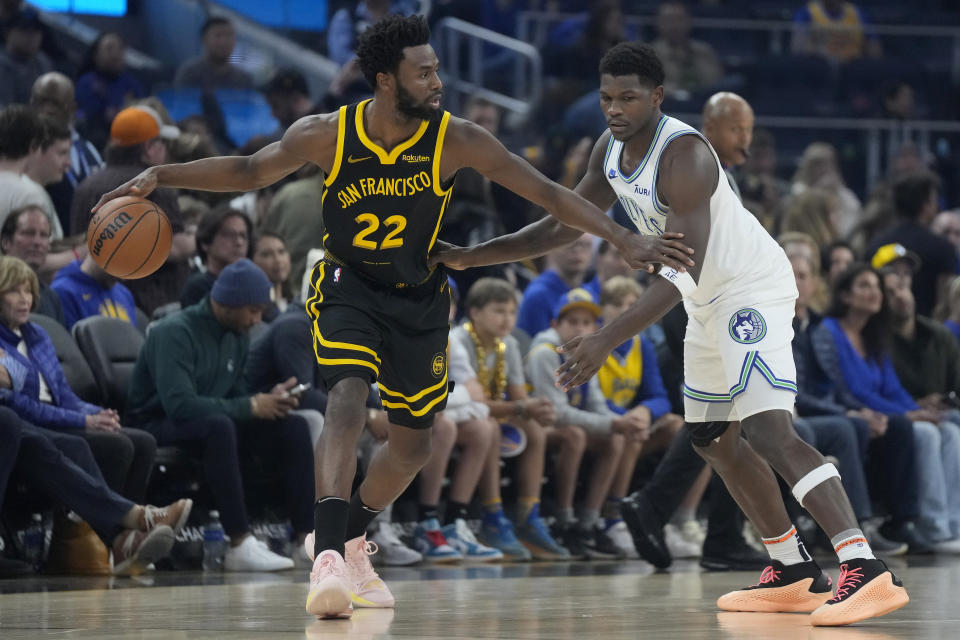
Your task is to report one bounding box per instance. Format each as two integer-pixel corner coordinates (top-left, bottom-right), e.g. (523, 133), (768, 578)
(762, 525), (810, 566)
(831, 528), (875, 563)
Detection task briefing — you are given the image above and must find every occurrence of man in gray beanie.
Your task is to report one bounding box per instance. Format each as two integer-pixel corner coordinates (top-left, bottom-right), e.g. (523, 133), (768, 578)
(127, 258), (316, 571)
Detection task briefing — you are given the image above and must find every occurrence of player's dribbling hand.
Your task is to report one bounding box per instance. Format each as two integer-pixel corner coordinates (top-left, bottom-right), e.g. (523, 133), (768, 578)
(618, 232), (695, 273)
(555, 331), (615, 391)
(91, 168), (159, 213)
(428, 240), (471, 270)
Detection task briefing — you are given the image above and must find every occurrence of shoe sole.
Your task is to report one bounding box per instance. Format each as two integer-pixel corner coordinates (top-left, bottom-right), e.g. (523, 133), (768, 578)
(352, 592), (395, 608)
(717, 577), (832, 613)
(519, 541), (570, 561)
(306, 582), (353, 619)
(809, 573), (909, 626)
(113, 527), (175, 576)
(621, 503), (671, 569)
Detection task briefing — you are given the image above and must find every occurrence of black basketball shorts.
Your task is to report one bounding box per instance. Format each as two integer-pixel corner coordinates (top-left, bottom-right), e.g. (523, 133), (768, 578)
(305, 259), (451, 429)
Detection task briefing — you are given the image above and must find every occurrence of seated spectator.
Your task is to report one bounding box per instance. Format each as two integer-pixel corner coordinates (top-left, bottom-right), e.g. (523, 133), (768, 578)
(50, 253), (137, 331)
(944, 277), (960, 343)
(868, 171), (957, 317)
(261, 68), (316, 142)
(327, 0), (413, 67)
(526, 287), (646, 558)
(127, 259), (312, 571)
(739, 129), (790, 233)
(516, 234), (594, 338)
(174, 17), (253, 91)
(544, 0), (626, 94)
(23, 116), (75, 272)
(822, 239), (856, 285)
(0, 256), (156, 504)
(779, 188), (839, 248)
(0, 105), (62, 239)
(450, 277), (568, 560)
(932, 210), (960, 263)
(0, 405), (189, 576)
(817, 264), (959, 551)
(31, 72), (106, 232)
(0, 8), (51, 106)
(260, 165), (324, 295)
(790, 142), (862, 239)
(75, 32), (146, 151)
(251, 230), (291, 321)
(792, 0), (881, 62)
(0, 205), (62, 324)
(180, 205), (251, 308)
(651, 1), (723, 99)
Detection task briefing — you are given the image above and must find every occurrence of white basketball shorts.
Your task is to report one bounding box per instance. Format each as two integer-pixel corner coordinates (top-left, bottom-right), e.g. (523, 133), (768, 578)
(681, 276), (798, 423)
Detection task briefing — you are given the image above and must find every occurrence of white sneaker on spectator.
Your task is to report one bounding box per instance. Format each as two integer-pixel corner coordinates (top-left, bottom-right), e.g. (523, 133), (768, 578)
(368, 523), (422, 566)
(225, 535), (294, 571)
(680, 519), (706, 546)
(664, 523), (701, 559)
(604, 521), (639, 559)
(932, 538), (960, 554)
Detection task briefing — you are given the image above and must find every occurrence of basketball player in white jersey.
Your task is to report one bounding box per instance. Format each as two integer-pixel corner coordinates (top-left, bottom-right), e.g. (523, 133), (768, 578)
(432, 42), (907, 627)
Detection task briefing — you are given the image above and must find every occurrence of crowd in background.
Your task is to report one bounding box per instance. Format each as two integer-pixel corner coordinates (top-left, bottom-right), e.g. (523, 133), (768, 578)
(3, 0), (960, 577)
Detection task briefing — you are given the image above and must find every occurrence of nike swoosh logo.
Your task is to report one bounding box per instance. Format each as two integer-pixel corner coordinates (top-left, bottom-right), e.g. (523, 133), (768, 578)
(347, 155), (372, 163)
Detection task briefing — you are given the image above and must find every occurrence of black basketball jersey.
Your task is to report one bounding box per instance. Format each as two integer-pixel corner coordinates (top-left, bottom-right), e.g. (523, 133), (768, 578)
(321, 99), (454, 286)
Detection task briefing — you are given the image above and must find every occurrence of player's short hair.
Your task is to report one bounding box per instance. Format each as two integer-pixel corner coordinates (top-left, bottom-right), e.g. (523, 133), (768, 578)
(598, 42), (665, 89)
(600, 275), (643, 307)
(464, 277), (518, 312)
(355, 14), (431, 88)
(893, 170), (940, 221)
(0, 105), (40, 160)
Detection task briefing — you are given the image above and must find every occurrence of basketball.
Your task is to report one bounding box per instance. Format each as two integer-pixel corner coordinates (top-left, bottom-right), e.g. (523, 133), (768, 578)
(87, 195), (172, 279)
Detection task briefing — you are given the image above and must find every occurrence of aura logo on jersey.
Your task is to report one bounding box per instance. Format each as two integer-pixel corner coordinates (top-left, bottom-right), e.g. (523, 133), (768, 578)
(729, 308), (767, 344)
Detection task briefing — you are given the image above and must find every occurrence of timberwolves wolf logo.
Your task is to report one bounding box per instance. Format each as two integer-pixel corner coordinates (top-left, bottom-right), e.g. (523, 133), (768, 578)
(729, 308), (767, 344)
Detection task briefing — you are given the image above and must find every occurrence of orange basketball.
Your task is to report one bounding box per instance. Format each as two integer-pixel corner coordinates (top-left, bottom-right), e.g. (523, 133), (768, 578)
(87, 195), (172, 279)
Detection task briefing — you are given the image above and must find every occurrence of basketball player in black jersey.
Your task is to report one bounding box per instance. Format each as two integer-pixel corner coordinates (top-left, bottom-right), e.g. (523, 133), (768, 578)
(93, 16), (695, 618)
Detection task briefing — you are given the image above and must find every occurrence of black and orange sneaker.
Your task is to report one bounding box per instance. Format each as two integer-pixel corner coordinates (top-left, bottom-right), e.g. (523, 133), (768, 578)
(810, 558), (908, 626)
(717, 560), (833, 613)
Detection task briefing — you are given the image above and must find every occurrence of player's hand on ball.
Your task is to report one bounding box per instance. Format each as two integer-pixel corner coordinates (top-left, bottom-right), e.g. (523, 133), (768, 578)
(92, 168), (158, 213)
(428, 240), (471, 270)
(619, 232), (694, 273)
(555, 331), (615, 391)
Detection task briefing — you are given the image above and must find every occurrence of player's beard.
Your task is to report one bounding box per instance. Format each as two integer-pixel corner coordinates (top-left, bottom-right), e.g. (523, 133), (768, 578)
(396, 82), (441, 122)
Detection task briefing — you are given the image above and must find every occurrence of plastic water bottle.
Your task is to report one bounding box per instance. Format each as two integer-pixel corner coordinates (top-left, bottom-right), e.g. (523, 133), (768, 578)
(202, 510), (227, 571)
(23, 513), (44, 571)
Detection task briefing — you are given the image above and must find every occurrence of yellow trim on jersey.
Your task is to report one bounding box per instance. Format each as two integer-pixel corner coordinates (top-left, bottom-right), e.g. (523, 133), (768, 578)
(324, 105), (349, 187)
(379, 373), (448, 403)
(380, 388), (449, 416)
(431, 111), (452, 197)
(306, 262), (383, 366)
(426, 189), (452, 255)
(355, 99), (430, 165)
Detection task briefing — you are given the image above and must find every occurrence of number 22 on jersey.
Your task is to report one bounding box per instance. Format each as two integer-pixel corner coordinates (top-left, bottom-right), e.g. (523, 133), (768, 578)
(352, 213), (408, 250)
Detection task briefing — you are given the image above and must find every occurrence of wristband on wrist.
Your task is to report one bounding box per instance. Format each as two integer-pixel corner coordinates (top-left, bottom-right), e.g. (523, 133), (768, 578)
(658, 266), (697, 297)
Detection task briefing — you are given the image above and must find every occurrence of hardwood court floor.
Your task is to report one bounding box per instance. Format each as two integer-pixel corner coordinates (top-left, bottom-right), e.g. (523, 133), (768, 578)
(1, 555), (958, 639)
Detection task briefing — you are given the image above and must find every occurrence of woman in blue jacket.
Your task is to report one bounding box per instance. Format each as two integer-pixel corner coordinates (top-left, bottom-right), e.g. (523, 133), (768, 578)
(0, 256), (155, 502)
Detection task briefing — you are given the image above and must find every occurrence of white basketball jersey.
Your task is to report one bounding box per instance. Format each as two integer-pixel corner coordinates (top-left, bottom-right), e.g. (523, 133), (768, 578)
(603, 114), (793, 308)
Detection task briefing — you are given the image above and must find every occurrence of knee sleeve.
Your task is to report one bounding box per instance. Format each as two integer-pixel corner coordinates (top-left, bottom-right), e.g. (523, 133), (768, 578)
(687, 421), (731, 448)
(791, 463), (841, 506)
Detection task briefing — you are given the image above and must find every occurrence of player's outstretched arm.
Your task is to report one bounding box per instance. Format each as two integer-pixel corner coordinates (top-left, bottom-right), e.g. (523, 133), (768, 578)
(433, 122), (694, 272)
(92, 114), (336, 212)
(556, 135), (716, 390)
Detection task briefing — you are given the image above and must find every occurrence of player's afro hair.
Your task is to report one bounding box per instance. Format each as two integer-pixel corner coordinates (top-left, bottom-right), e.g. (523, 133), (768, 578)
(598, 42), (665, 88)
(355, 14), (431, 89)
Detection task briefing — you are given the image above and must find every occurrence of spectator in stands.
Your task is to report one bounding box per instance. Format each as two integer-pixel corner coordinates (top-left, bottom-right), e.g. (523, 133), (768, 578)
(0, 105), (63, 240)
(0, 205), (62, 324)
(701, 92), (754, 200)
(525, 288), (634, 558)
(780, 188), (839, 248)
(944, 277), (960, 342)
(251, 230), (291, 321)
(50, 249), (138, 332)
(175, 17), (252, 91)
(24, 117), (71, 216)
(31, 72), (106, 232)
(260, 164), (324, 294)
(544, 0), (627, 92)
(327, 1), (416, 67)
(789, 249), (907, 554)
(0, 255), (157, 505)
(816, 263), (952, 552)
(740, 129), (789, 232)
(651, 1), (723, 99)
(823, 239), (856, 285)
(0, 8), (51, 106)
(790, 142), (862, 238)
(180, 205), (252, 308)
(516, 234), (594, 338)
(261, 68), (315, 141)
(868, 171), (957, 316)
(0, 406), (187, 576)
(75, 32), (146, 151)
(792, 0), (881, 62)
(128, 259), (314, 571)
(451, 278), (568, 560)
(932, 210), (960, 262)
